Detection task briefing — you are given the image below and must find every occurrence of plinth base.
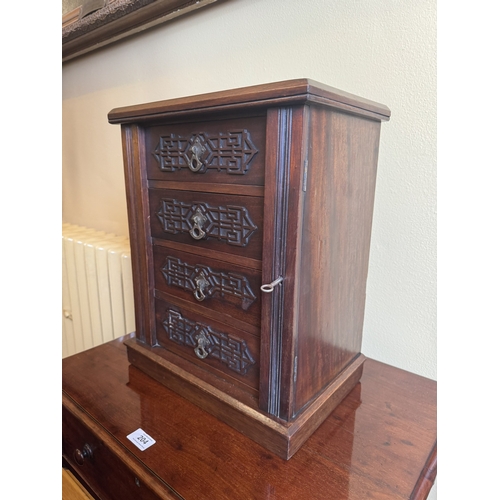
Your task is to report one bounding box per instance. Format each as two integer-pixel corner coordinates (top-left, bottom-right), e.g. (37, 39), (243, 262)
(125, 338), (365, 460)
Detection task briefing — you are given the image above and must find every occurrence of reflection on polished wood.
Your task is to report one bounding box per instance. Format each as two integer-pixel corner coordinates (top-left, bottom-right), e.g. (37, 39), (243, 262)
(62, 334), (437, 499)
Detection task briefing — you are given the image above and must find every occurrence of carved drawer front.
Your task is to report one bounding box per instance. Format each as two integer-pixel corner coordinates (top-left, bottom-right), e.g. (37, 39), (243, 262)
(149, 188), (264, 260)
(155, 298), (260, 393)
(62, 404), (174, 500)
(145, 115), (266, 185)
(153, 245), (262, 329)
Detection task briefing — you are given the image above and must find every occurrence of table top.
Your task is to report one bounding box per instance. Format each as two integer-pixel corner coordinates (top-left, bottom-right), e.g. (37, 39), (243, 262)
(62, 334), (437, 500)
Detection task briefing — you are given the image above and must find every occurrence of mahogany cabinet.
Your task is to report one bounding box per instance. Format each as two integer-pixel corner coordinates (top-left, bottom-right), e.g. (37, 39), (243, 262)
(108, 79), (391, 459)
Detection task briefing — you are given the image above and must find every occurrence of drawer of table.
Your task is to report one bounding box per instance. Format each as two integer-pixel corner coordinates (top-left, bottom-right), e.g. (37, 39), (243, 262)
(149, 188), (264, 260)
(144, 115), (266, 185)
(62, 400), (177, 500)
(153, 244), (262, 328)
(155, 298), (260, 393)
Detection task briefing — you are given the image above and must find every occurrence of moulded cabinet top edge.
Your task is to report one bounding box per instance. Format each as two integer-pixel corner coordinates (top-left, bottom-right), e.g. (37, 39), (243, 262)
(107, 78), (391, 125)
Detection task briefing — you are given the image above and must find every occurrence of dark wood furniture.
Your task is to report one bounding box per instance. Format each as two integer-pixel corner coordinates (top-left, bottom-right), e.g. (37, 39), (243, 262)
(108, 79), (391, 459)
(62, 335), (437, 500)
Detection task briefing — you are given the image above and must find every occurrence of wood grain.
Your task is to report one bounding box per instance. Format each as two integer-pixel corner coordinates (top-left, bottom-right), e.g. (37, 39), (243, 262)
(152, 244), (262, 328)
(121, 124), (157, 346)
(63, 389), (180, 499)
(62, 469), (93, 500)
(153, 296), (261, 393)
(112, 80), (390, 459)
(63, 336), (437, 500)
(148, 187), (264, 260)
(144, 114), (267, 186)
(293, 107), (381, 412)
(152, 237), (263, 271)
(108, 79), (391, 124)
(148, 180), (265, 197)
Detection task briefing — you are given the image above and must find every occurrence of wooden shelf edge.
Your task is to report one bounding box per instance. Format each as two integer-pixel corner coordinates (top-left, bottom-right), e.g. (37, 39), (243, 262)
(410, 442), (437, 500)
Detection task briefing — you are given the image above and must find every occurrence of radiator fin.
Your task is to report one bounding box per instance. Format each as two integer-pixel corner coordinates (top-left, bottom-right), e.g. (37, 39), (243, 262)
(62, 223), (135, 358)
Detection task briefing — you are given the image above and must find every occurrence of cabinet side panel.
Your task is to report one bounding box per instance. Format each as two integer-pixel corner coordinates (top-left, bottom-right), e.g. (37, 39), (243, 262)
(294, 107), (381, 412)
(121, 124), (156, 345)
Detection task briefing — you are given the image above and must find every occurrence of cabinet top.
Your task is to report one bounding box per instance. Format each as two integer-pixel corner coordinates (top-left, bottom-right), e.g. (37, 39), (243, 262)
(108, 78), (391, 124)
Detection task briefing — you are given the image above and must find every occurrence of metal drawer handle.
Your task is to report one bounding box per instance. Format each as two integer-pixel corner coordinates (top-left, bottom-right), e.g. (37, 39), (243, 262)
(74, 443), (93, 466)
(190, 208), (207, 240)
(194, 331), (210, 359)
(260, 276), (283, 293)
(194, 271), (209, 301)
(189, 137), (205, 172)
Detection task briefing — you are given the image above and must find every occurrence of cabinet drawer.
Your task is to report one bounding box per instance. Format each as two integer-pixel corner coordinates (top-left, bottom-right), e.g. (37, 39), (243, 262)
(145, 115), (266, 185)
(149, 188), (264, 260)
(62, 400), (177, 500)
(155, 298), (260, 393)
(153, 244), (262, 328)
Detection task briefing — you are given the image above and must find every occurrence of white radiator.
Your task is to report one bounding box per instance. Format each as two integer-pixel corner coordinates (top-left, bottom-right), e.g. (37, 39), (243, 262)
(62, 223), (135, 358)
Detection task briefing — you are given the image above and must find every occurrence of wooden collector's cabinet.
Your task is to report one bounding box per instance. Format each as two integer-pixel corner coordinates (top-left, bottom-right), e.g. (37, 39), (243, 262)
(108, 79), (390, 459)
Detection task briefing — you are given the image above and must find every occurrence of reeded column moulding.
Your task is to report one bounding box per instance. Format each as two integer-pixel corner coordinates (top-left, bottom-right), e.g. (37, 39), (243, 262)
(108, 79), (391, 459)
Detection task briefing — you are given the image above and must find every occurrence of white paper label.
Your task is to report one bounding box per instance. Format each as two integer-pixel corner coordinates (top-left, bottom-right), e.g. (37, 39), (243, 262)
(127, 428), (156, 451)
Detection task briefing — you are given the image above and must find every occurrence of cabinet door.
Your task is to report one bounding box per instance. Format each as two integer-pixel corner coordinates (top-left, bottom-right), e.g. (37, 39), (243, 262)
(259, 106), (308, 419)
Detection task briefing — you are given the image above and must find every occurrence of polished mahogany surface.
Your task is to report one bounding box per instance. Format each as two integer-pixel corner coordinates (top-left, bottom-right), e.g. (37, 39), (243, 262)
(62, 335), (437, 500)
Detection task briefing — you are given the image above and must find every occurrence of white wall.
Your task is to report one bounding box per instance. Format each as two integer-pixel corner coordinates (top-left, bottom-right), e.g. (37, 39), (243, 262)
(63, 2), (436, 494)
(63, 0), (436, 368)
